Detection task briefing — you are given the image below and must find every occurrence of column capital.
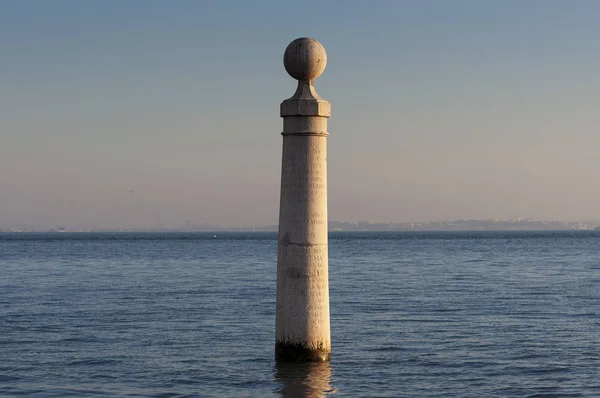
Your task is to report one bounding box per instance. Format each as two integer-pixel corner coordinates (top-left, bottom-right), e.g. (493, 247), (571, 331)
(281, 81), (330, 117)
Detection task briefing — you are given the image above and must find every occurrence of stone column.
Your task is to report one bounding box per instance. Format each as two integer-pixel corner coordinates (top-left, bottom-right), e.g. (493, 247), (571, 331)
(275, 38), (331, 362)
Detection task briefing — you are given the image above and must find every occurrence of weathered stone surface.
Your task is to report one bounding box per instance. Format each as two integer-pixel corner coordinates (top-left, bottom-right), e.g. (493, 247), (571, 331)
(281, 80), (330, 117)
(283, 38), (327, 82)
(280, 99), (331, 118)
(276, 38), (331, 362)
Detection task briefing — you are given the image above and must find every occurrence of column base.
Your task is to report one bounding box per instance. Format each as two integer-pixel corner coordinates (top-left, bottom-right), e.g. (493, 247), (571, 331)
(275, 342), (331, 362)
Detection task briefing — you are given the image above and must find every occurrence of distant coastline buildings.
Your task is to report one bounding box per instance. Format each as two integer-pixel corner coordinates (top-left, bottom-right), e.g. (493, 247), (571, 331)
(1, 218), (599, 233)
(327, 219), (597, 231)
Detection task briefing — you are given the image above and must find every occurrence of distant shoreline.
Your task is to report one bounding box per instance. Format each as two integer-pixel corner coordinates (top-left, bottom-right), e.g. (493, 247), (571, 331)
(3, 219), (600, 233)
(2, 229), (599, 234)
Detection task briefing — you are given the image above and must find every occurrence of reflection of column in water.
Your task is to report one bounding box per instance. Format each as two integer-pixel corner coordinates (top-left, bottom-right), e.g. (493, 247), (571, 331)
(274, 361), (336, 398)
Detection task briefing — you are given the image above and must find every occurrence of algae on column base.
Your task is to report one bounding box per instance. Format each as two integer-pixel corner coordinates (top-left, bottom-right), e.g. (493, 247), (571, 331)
(275, 341), (331, 362)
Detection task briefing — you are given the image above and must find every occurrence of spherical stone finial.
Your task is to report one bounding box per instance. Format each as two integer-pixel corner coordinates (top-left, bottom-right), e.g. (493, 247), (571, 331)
(283, 38), (327, 81)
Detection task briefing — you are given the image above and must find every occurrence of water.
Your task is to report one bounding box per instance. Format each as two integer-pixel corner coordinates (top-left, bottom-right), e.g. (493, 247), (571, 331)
(1, 231), (600, 397)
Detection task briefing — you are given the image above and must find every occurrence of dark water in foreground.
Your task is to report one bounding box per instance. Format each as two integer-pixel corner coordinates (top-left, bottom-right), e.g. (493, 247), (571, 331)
(1, 231), (600, 397)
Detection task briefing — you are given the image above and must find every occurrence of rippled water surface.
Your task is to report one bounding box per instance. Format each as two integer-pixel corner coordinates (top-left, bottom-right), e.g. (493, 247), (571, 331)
(2, 231), (600, 397)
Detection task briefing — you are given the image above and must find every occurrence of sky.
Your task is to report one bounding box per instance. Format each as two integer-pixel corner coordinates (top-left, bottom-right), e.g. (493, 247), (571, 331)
(2, 0), (600, 229)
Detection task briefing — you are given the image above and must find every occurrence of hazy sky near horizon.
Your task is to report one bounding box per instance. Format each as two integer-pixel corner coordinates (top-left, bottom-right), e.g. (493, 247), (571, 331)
(2, 0), (600, 229)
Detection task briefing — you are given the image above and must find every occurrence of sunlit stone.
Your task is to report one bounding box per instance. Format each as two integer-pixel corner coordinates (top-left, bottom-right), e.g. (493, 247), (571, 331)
(275, 38), (331, 362)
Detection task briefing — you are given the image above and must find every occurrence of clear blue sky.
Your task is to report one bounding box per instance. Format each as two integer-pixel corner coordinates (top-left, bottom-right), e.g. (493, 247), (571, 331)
(2, 0), (600, 229)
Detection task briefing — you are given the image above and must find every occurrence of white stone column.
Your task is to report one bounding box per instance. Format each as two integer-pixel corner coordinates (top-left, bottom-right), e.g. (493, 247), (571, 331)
(275, 38), (331, 362)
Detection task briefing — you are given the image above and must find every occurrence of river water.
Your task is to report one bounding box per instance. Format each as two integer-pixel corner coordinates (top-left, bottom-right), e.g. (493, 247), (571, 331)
(1, 231), (599, 397)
